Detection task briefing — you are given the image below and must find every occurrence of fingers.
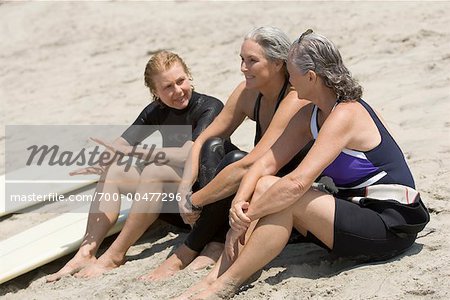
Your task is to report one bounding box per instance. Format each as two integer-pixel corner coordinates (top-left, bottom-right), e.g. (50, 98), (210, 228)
(180, 212), (200, 225)
(239, 229), (247, 245)
(69, 166), (103, 176)
(224, 232), (236, 260)
(234, 202), (251, 223)
(228, 213), (248, 232)
(225, 243), (234, 260)
(229, 202), (251, 232)
(224, 229), (243, 260)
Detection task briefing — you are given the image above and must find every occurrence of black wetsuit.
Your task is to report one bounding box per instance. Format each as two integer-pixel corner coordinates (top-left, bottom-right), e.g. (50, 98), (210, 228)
(184, 79), (313, 252)
(121, 91), (223, 147)
(121, 91), (230, 240)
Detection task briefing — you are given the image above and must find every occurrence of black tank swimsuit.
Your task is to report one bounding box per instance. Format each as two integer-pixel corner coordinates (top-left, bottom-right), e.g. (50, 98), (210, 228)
(253, 79), (313, 177)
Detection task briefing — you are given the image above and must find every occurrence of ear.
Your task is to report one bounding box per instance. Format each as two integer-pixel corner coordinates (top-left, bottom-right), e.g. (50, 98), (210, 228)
(274, 59), (284, 72)
(307, 70), (317, 83)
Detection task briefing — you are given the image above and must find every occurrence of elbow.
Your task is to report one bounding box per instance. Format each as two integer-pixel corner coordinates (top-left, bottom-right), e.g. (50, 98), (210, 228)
(286, 174), (309, 196)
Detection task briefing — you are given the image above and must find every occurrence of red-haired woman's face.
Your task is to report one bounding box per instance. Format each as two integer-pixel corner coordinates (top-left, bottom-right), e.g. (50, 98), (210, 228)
(153, 62), (192, 110)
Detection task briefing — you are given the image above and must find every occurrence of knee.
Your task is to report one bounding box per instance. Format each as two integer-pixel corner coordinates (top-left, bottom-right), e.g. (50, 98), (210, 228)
(215, 150), (247, 174)
(140, 163), (171, 179)
(254, 176), (276, 197)
(224, 150), (247, 164)
(201, 137), (226, 157)
(105, 163), (129, 180)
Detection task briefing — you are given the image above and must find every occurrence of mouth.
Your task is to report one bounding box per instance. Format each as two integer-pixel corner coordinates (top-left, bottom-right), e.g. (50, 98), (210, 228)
(245, 75), (255, 80)
(176, 94), (188, 104)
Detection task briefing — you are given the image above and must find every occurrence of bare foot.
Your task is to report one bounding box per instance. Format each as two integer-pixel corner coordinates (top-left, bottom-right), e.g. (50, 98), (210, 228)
(174, 251), (233, 300)
(192, 278), (238, 300)
(74, 253), (125, 279)
(139, 255), (183, 281)
(140, 244), (197, 282)
(46, 252), (97, 282)
(172, 277), (212, 300)
(188, 242), (224, 271)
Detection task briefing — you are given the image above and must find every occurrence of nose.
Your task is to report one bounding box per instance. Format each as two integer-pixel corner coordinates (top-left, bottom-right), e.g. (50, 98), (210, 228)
(240, 60), (248, 73)
(174, 84), (183, 96)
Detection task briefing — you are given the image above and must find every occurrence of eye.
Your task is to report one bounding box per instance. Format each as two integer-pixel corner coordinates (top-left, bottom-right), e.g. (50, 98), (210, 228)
(176, 78), (185, 85)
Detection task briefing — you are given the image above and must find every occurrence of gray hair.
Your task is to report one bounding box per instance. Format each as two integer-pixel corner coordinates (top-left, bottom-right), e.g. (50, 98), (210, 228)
(289, 30), (362, 101)
(245, 26), (291, 73)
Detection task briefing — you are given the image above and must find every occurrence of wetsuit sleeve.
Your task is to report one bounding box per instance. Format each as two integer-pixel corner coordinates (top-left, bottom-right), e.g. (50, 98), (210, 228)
(121, 102), (160, 145)
(191, 96), (224, 141)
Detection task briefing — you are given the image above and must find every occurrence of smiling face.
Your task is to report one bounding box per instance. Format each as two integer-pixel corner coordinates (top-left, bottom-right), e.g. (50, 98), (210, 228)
(240, 39), (280, 90)
(153, 62), (192, 110)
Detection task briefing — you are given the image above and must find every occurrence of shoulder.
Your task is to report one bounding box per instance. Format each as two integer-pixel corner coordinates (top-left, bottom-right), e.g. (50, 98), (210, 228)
(224, 81), (259, 117)
(192, 91), (224, 112)
(140, 101), (166, 118)
(330, 100), (369, 124)
(322, 100), (362, 137)
(188, 92), (224, 121)
(227, 81), (259, 104)
(280, 90), (309, 109)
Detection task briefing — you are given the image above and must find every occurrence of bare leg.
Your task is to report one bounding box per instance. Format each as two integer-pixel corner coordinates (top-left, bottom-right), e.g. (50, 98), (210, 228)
(139, 243), (198, 281)
(46, 164), (140, 282)
(187, 241), (224, 271)
(174, 177), (269, 300)
(195, 180), (336, 299)
(75, 164), (183, 278)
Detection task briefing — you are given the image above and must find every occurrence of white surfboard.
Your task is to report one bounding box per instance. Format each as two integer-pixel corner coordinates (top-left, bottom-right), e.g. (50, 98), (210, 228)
(0, 199), (132, 284)
(1, 134), (162, 217)
(0, 146), (104, 217)
(0, 168), (99, 217)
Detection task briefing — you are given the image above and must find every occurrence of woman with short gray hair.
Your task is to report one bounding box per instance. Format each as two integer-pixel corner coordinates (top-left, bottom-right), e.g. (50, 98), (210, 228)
(163, 26), (313, 283)
(191, 29), (430, 299)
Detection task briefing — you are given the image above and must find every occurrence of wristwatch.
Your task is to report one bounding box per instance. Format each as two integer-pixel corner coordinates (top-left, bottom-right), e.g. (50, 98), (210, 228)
(185, 192), (203, 212)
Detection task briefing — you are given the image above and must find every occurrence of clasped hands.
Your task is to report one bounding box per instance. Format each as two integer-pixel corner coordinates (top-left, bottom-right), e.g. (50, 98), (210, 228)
(225, 201), (251, 260)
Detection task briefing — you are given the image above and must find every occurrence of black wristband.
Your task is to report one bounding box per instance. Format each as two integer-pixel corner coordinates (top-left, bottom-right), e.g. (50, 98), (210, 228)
(185, 192), (202, 212)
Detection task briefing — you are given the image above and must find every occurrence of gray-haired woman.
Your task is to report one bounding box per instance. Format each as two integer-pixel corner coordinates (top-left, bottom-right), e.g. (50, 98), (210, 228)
(188, 29), (430, 299)
(143, 26), (314, 281)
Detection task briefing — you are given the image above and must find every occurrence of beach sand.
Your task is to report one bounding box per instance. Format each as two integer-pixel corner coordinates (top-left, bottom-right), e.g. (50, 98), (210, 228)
(1, 1), (450, 299)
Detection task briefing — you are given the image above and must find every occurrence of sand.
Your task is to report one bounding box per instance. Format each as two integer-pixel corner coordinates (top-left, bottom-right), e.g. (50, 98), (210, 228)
(1, 1), (450, 299)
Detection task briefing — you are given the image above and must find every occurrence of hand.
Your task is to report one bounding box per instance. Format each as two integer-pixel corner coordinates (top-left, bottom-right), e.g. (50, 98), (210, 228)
(69, 165), (105, 176)
(229, 202), (251, 233)
(178, 189), (201, 226)
(224, 228), (247, 261)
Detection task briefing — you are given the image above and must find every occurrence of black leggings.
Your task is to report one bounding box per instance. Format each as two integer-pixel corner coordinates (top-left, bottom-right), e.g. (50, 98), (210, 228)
(184, 137), (246, 252)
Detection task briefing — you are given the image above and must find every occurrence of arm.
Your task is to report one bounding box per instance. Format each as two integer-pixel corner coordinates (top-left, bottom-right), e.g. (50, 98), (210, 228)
(70, 137), (132, 176)
(192, 92), (311, 207)
(225, 103), (314, 257)
(245, 104), (357, 221)
(177, 83), (251, 217)
(231, 103), (314, 207)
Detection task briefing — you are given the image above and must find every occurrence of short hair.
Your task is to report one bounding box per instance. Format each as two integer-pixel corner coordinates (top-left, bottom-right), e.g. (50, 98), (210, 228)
(289, 30), (362, 101)
(144, 50), (192, 102)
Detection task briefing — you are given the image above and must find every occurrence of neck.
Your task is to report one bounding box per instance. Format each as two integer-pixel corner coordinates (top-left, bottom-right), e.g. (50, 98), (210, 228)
(258, 73), (286, 103)
(314, 87), (337, 118)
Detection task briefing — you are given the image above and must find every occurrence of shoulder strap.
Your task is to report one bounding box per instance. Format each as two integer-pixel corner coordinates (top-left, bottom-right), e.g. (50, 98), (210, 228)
(310, 105), (319, 139)
(274, 78), (289, 112)
(253, 93), (263, 146)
